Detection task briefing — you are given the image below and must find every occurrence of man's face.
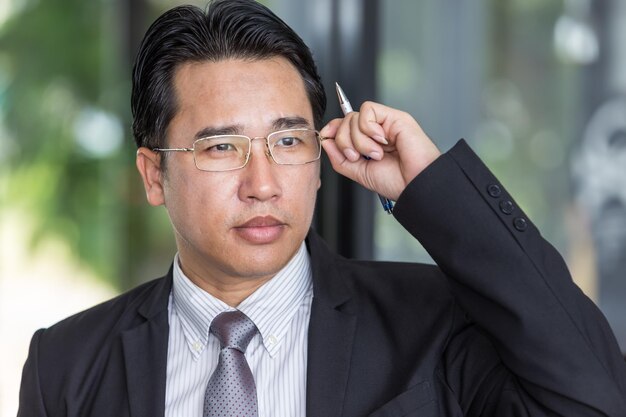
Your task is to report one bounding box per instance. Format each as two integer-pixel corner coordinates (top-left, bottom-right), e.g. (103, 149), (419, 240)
(138, 57), (321, 287)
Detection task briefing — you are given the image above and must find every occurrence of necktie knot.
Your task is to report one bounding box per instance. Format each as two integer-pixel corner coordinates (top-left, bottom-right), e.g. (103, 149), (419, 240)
(210, 310), (257, 353)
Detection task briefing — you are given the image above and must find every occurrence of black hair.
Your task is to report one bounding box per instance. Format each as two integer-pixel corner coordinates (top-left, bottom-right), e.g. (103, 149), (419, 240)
(131, 0), (326, 152)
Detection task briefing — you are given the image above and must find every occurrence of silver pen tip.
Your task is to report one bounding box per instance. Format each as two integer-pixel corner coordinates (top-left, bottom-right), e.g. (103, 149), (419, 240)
(335, 82), (347, 105)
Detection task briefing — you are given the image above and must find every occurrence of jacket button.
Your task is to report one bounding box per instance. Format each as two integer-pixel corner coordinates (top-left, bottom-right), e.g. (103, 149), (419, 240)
(514, 217), (528, 231)
(499, 200), (515, 215)
(487, 184), (502, 198)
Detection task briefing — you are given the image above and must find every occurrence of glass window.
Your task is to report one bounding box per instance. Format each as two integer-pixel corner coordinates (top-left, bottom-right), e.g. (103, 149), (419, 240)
(376, 0), (626, 350)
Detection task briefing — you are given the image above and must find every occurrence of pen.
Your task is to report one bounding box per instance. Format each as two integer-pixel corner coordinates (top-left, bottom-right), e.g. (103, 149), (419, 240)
(335, 82), (395, 214)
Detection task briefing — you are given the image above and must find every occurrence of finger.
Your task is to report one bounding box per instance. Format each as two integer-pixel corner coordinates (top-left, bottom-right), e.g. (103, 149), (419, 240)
(319, 118), (343, 139)
(358, 101), (391, 144)
(333, 113), (361, 162)
(320, 117), (362, 162)
(320, 137), (365, 181)
(349, 112), (384, 161)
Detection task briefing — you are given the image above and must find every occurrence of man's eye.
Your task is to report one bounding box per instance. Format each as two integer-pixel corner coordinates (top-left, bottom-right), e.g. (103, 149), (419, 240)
(209, 143), (237, 152)
(275, 136), (301, 147)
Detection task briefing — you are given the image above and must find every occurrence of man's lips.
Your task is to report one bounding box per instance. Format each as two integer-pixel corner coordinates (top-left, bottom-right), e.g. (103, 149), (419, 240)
(237, 215), (284, 228)
(233, 216), (286, 244)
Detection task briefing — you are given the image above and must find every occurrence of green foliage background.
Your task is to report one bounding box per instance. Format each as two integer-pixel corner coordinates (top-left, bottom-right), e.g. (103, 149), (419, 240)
(0, 0), (176, 289)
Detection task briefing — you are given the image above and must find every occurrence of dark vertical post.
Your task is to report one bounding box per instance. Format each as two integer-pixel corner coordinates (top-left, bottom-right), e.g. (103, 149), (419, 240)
(311, 0), (379, 259)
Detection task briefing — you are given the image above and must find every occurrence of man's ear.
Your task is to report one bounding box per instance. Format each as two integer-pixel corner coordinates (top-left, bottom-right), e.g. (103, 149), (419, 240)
(136, 147), (165, 206)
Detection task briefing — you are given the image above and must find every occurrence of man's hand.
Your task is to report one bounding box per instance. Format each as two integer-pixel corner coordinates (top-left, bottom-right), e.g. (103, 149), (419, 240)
(320, 101), (441, 201)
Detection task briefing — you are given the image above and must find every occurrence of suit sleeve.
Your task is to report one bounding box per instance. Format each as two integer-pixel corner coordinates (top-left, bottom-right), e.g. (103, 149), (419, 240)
(18, 329), (49, 417)
(393, 139), (626, 416)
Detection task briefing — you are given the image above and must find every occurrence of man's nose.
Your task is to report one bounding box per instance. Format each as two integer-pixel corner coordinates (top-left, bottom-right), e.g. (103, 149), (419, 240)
(237, 139), (282, 202)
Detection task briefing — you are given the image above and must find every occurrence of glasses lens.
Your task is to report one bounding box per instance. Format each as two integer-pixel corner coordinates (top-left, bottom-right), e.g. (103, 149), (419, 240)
(193, 136), (249, 171)
(268, 129), (321, 165)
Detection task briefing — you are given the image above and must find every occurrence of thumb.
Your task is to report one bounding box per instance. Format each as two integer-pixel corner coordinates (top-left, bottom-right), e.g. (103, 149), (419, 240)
(321, 137), (366, 183)
(319, 118), (343, 139)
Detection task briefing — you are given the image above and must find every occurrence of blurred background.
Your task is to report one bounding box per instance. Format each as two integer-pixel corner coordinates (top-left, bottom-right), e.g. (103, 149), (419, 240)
(1, 0), (625, 415)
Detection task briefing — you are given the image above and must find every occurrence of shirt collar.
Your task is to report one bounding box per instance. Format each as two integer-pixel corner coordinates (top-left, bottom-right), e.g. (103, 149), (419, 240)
(171, 242), (313, 359)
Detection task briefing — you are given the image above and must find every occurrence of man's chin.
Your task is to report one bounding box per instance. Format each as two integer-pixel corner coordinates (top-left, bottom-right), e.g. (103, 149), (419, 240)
(229, 261), (288, 282)
(227, 247), (299, 281)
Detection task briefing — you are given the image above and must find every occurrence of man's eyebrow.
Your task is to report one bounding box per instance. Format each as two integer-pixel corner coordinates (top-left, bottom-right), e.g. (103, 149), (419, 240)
(193, 117), (311, 140)
(272, 116), (312, 131)
(194, 125), (242, 139)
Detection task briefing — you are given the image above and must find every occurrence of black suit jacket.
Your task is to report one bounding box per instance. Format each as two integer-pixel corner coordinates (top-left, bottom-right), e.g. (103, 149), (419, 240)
(18, 141), (626, 416)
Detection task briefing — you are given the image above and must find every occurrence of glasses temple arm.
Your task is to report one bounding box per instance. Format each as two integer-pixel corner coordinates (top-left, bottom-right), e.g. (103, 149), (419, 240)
(152, 147), (194, 152)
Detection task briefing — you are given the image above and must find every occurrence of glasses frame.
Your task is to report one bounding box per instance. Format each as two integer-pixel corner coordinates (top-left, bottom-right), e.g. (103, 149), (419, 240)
(152, 128), (324, 172)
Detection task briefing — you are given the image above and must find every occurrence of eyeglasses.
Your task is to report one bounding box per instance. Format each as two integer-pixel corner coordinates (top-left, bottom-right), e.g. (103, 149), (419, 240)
(153, 128), (323, 172)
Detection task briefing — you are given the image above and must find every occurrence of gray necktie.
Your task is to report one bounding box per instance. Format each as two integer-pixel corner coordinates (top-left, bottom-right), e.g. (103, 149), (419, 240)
(204, 310), (259, 417)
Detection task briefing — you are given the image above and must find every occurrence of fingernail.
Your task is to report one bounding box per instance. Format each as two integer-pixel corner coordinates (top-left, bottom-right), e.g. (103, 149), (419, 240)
(344, 148), (360, 161)
(374, 135), (388, 145)
(369, 151), (382, 160)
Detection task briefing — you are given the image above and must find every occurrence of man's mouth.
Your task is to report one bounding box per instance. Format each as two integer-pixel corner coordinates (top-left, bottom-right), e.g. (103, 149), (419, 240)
(234, 216), (286, 244)
(239, 216), (284, 228)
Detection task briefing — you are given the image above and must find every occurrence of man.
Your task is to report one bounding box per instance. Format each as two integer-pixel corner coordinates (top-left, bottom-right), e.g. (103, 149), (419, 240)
(18, 1), (626, 416)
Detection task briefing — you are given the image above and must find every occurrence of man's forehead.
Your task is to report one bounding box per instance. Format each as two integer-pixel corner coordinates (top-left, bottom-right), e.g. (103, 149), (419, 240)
(174, 57), (302, 86)
(172, 58), (309, 104)
(169, 58), (314, 136)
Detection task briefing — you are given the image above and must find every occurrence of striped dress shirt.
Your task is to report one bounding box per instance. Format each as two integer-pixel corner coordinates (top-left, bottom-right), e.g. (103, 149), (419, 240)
(164, 242), (313, 417)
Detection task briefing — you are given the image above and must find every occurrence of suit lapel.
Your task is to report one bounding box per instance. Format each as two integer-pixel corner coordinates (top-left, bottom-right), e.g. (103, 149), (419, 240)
(305, 231), (358, 417)
(122, 272), (172, 417)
